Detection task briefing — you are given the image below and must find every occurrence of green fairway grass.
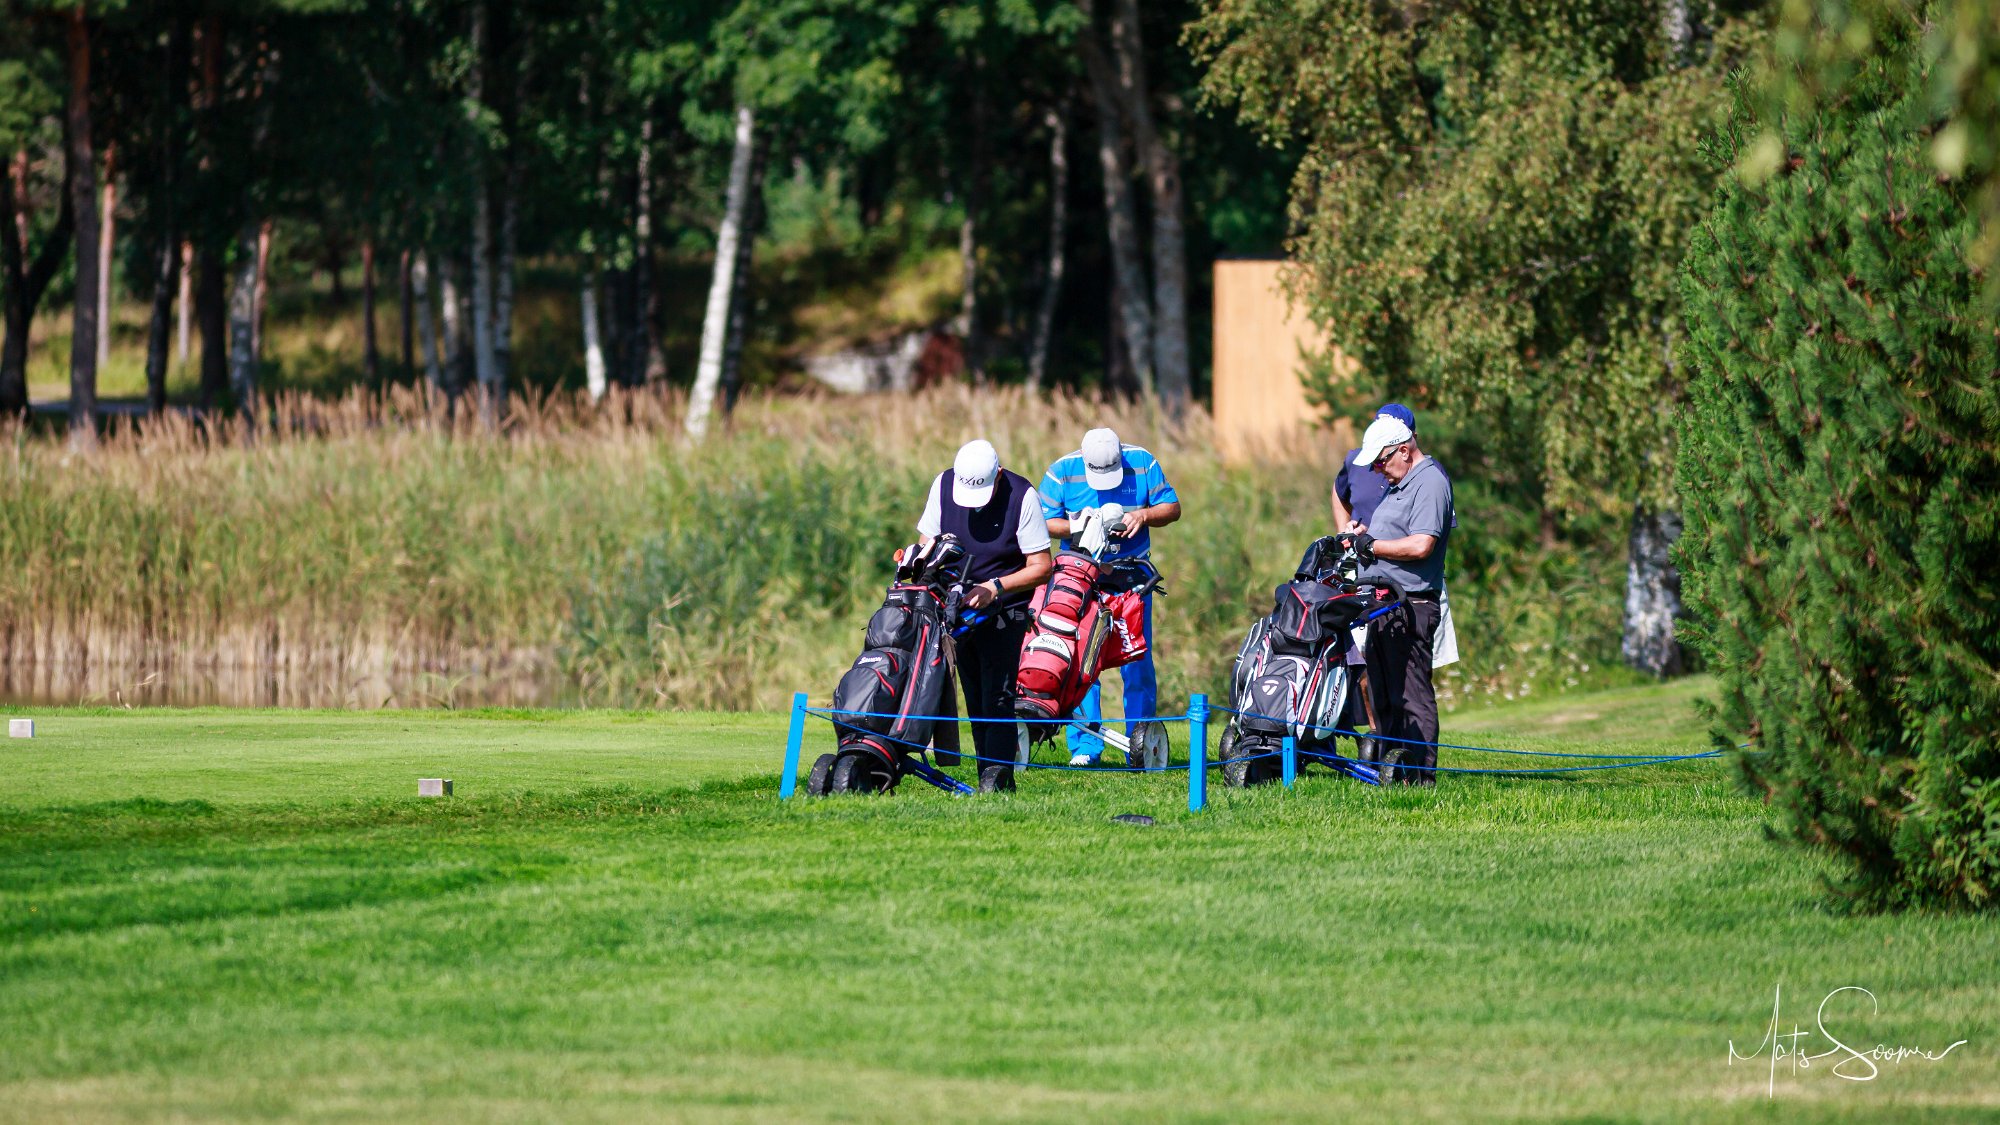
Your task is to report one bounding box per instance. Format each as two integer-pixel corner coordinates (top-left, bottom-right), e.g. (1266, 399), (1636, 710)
(2, 681), (1994, 1122)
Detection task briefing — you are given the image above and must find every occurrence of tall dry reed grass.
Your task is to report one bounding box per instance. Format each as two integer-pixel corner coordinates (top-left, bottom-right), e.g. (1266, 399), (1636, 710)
(1, 384), (1627, 708)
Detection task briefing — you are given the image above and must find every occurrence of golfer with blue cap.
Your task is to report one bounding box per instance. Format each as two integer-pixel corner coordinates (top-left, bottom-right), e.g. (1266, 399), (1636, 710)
(1039, 428), (1182, 766)
(1332, 402), (1420, 530)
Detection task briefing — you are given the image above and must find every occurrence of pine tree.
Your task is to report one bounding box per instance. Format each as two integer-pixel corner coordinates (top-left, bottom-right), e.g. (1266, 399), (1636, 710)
(1677, 9), (2000, 909)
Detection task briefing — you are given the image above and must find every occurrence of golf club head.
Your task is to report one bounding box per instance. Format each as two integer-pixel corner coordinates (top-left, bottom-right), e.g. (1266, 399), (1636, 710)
(925, 534), (965, 581)
(895, 541), (924, 582)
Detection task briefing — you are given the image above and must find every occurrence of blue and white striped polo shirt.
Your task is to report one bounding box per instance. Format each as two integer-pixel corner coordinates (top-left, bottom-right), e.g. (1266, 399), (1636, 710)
(1038, 445), (1179, 561)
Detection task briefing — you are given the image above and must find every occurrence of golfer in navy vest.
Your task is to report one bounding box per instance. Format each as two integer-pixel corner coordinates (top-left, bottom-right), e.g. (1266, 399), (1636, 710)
(913, 439), (1052, 790)
(1332, 402), (1419, 530)
(1040, 428), (1181, 766)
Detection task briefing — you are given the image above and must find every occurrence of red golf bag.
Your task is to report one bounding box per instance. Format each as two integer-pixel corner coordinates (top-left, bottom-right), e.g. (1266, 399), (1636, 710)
(1012, 552), (1153, 738)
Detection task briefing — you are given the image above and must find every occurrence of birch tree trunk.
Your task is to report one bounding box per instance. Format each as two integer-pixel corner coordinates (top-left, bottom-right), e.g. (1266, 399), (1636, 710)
(581, 258), (606, 402)
(1617, 0), (1696, 677)
(720, 128), (767, 417)
(1078, 6), (1154, 399)
(95, 143), (114, 374)
(250, 220), (271, 361)
(227, 219), (261, 417)
(685, 103), (755, 441)
(196, 247), (226, 409)
(360, 239), (379, 389)
(438, 253), (465, 394)
(1661, 0), (1692, 65)
(470, 180), (498, 426)
(494, 157), (518, 391)
(413, 251), (442, 392)
(633, 114), (665, 385)
(1109, 0), (1189, 415)
(66, 7), (99, 450)
(1621, 504), (1685, 676)
(1027, 102), (1069, 393)
(467, 3), (499, 428)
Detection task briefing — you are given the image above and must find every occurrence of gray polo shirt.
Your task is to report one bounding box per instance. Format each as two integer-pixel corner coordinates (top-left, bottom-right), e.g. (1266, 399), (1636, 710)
(1360, 456), (1454, 593)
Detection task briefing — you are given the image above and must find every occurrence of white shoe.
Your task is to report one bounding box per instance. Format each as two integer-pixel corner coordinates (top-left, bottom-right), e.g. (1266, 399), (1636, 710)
(1069, 753), (1097, 767)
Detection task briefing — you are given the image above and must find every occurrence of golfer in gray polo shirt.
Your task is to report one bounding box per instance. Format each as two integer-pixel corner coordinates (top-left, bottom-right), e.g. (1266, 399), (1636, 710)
(1344, 414), (1453, 785)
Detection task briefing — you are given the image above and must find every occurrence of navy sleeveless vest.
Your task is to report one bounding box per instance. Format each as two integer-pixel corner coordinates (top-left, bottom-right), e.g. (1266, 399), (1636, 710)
(936, 468), (1030, 599)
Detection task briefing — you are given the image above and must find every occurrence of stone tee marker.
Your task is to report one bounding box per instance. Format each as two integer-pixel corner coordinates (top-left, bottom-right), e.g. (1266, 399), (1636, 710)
(8, 719), (32, 739)
(418, 778), (452, 797)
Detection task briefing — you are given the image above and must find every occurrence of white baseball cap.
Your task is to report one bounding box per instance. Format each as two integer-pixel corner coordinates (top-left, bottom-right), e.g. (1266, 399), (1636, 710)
(1081, 428), (1124, 489)
(1353, 415), (1415, 470)
(952, 439), (1001, 507)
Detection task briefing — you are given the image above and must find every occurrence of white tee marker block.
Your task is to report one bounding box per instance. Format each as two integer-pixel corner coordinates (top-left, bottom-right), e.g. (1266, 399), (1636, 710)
(7, 719), (32, 739)
(418, 778), (453, 797)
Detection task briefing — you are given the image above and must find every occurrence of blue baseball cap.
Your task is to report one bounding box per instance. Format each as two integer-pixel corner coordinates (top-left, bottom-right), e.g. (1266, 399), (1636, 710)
(1376, 402), (1416, 431)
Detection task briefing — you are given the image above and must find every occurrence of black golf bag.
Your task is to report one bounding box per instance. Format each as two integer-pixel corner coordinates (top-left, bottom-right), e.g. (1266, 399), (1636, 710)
(812, 536), (965, 794)
(1221, 537), (1399, 786)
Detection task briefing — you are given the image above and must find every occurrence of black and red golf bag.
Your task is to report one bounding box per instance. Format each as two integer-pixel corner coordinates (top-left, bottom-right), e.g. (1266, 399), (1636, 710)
(816, 537), (964, 794)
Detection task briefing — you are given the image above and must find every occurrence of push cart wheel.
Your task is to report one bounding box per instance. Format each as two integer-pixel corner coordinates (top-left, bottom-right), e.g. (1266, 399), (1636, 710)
(1218, 723), (1247, 788)
(806, 753), (837, 797)
(830, 753), (886, 794)
(1220, 723), (1272, 789)
(977, 764), (1015, 793)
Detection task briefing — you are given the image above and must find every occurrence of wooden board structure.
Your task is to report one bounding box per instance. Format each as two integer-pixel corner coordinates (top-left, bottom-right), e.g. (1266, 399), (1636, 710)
(1210, 259), (1356, 462)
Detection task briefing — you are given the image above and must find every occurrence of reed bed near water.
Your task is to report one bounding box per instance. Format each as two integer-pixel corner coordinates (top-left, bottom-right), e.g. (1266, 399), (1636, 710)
(0, 384), (1624, 709)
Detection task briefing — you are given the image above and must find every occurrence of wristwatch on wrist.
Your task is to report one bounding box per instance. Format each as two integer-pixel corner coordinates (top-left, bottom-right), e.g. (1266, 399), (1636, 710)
(986, 579), (1003, 597)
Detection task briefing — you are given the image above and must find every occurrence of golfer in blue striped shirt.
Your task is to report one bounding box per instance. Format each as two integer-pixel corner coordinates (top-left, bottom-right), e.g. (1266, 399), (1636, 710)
(1039, 428), (1182, 765)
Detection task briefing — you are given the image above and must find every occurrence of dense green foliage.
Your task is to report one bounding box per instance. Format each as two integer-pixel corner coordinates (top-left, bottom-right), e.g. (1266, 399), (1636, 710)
(1190, 0), (1762, 513)
(1760, 0), (2000, 304)
(1677, 8), (2000, 909)
(2, 685), (1996, 1120)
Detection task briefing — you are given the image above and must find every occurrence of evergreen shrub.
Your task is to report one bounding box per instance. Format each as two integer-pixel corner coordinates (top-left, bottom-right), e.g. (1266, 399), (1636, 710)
(1677, 17), (2000, 908)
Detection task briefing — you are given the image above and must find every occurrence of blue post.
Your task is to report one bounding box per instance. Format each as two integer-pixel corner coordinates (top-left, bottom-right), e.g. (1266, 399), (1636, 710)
(1188, 693), (1208, 813)
(780, 691), (807, 799)
(1282, 734), (1297, 789)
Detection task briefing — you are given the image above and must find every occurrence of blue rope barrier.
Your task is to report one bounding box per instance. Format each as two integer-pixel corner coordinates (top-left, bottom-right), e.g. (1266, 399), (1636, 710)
(1360, 750), (1725, 776)
(785, 696), (1729, 799)
(1206, 703), (1705, 762)
(805, 708), (1717, 777)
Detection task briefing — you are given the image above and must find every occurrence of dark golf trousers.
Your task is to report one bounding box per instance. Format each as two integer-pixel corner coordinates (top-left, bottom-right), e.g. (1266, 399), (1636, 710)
(1365, 598), (1441, 785)
(955, 607), (1029, 773)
